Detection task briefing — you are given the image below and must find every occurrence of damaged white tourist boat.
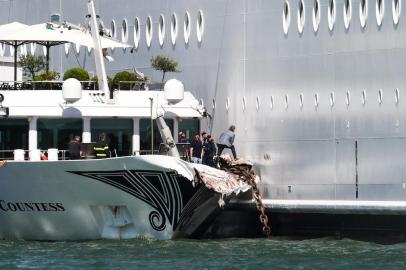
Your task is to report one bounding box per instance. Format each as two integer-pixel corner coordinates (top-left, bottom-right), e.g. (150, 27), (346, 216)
(0, 0), (252, 240)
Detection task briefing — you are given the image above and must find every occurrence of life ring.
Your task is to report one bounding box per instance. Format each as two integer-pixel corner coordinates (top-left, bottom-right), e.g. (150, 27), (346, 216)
(0, 160), (7, 167)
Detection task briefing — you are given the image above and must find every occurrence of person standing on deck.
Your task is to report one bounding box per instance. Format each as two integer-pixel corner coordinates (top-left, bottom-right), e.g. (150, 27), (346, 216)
(202, 135), (217, 167)
(94, 133), (110, 159)
(68, 135), (82, 160)
(217, 125), (237, 160)
(189, 133), (203, 163)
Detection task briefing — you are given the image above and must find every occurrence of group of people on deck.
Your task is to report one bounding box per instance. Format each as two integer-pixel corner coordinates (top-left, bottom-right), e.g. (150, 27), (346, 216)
(182, 125), (237, 167)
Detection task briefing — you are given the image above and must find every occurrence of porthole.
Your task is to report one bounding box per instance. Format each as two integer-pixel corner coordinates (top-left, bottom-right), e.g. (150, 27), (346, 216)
(344, 0), (352, 29)
(346, 90), (351, 107)
(158, 14), (165, 46)
(212, 98), (216, 110)
(330, 91), (335, 107)
(285, 94), (289, 109)
(360, 0), (369, 28)
(256, 96), (261, 111)
(376, 0), (385, 26)
(197, 10), (205, 43)
(395, 88), (400, 104)
(283, 0), (291, 35)
(362, 90), (367, 105)
(111, 20), (116, 38)
(171, 13), (178, 45)
(328, 0), (336, 31)
(184, 12), (191, 44)
(270, 96), (274, 110)
(133, 17), (141, 49)
(0, 44), (5, 57)
(226, 97), (230, 111)
(297, 0), (306, 34)
(313, 0), (321, 32)
(393, 0), (402, 25)
(146, 16), (153, 48)
(242, 97), (247, 111)
(31, 43), (37, 55)
(378, 89), (383, 104)
(314, 93), (319, 108)
(299, 93), (304, 109)
(121, 19), (128, 42)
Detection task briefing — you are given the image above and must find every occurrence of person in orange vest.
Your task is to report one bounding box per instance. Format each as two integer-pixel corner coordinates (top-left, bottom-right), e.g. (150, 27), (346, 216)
(93, 133), (110, 159)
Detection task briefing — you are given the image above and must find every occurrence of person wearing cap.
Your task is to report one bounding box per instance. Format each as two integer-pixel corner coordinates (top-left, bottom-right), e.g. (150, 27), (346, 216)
(202, 135), (217, 167)
(217, 125), (237, 159)
(94, 133), (110, 159)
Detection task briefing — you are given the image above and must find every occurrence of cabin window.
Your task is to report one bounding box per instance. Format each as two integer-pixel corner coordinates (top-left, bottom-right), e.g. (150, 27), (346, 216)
(256, 96), (261, 111)
(158, 14), (165, 46)
(344, 0), (352, 29)
(111, 20), (116, 38)
(376, 0), (385, 26)
(184, 11), (191, 44)
(270, 96), (274, 110)
(171, 13), (178, 45)
(197, 10), (205, 43)
(91, 118), (133, 156)
(146, 16), (153, 48)
(121, 19), (128, 42)
(0, 119), (28, 160)
(178, 119), (200, 143)
(393, 0), (402, 24)
(37, 119), (82, 151)
(297, 0), (305, 34)
(134, 17), (141, 49)
(313, 0), (321, 32)
(140, 118), (174, 154)
(242, 97), (247, 111)
(328, 0), (336, 31)
(283, 0), (291, 35)
(360, 0), (368, 28)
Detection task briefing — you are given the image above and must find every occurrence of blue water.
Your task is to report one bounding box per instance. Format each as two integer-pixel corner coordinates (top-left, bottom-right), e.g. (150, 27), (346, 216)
(0, 238), (405, 270)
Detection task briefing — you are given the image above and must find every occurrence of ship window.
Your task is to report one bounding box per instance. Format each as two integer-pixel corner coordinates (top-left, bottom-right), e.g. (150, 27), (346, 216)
(178, 119), (200, 144)
(256, 96), (261, 111)
(184, 11), (191, 44)
(91, 119), (133, 156)
(395, 88), (400, 104)
(197, 10), (205, 43)
(226, 97), (230, 111)
(171, 13), (178, 45)
(121, 19), (128, 42)
(393, 0), (402, 25)
(376, 0), (385, 26)
(314, 93), (319, 108)
(146, 16), (153, 48)
(285, 94), (289, 109)
(360, 0), (368, 28)
(362, 90), (367, 105)
(158, 14), (165, 46)
(140, 119), (174, 153)
(270, 96), (274, 110)
(299, 93), (304, 109)
(242, 97), (246, 111)
(111, 20), (116, 38)
(37, 119), (83, 151)
(0, 119), (28, 160)
(212, 98), (216, 109)
(313, 0), (321, 32)
(297, 0), (305, 34)
(328, 0), (336, 31)
(283, 0), (291, 35)
(330, 91), (335, 107)
(133, 17), (141, 49)
(344, 0), (352, 29)
(346, 90), (351, 106)
(378, 89), (383, 104)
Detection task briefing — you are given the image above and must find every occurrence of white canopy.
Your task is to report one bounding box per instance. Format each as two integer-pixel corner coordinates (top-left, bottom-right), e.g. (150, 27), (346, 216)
(0, 22), (29, 45)
(1, 23), (131, 49)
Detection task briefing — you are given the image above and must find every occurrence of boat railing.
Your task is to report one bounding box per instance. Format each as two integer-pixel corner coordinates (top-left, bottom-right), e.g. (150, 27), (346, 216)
(0, 80), (163, 91)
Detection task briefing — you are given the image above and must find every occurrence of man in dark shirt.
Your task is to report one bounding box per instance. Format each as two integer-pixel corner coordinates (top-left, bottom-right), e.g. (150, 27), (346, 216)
(189, 133), (203, 163)
(68, 135), (82, 160)
(202, 135), (217, 167)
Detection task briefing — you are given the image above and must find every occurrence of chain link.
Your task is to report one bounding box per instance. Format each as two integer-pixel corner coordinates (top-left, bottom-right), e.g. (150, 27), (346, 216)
(219, 158), (271, 237)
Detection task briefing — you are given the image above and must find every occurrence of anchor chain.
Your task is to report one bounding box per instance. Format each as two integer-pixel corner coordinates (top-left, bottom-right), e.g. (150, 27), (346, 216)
(218, 157), (271, 237)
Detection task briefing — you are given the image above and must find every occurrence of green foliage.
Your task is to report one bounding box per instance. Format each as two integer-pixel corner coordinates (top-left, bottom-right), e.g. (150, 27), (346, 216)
(151, 55), (179, 82)
(91, 75), (113, 90)
(18, 54), (46, 79)
(63, 67), (90, 81)
(112, 71), (138, 90)
(33, 71), (61, 89)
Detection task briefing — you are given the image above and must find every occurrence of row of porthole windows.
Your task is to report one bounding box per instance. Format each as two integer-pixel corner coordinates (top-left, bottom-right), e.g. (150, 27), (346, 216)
(213, 88), (401, 112)
(109, 10), (205, 49)
(283, 0), (402, 35)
